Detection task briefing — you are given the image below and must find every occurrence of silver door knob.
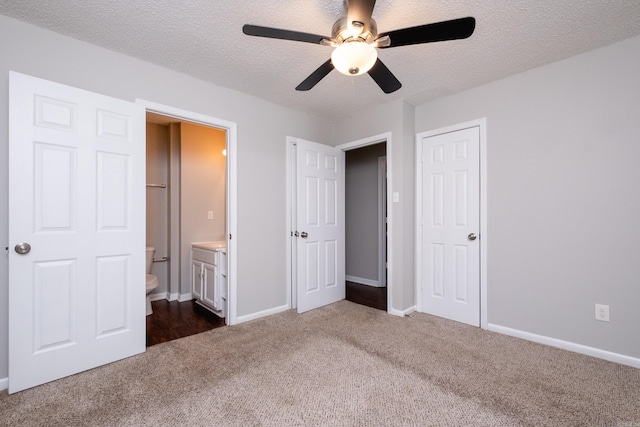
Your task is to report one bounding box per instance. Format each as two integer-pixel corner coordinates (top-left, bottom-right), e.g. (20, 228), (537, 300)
(15, 242), (31, 254)
(467, 233), (477, 241)
(300, 232), (308, 238)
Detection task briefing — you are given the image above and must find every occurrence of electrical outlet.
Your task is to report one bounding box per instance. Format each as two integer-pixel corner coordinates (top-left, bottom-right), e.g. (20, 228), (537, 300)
(595, 304), (610, 322)
(207, 211), (213, 220)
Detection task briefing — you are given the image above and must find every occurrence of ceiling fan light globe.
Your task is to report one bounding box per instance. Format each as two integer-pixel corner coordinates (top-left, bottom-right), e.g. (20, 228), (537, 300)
(331, 42), (377, 76)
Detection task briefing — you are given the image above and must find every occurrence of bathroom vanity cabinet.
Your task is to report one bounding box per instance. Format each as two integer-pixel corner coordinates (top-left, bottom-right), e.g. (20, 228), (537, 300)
(191, 241), (227, 318)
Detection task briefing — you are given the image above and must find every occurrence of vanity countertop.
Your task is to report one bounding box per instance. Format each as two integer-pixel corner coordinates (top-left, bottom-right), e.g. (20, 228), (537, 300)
(192, 241), (227, 251)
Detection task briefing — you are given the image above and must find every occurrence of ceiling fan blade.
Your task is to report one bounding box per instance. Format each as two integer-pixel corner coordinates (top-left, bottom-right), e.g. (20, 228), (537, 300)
(378, 17), (476, 48)
(243, 24), (328, 44)
(368, 58), (402, 94)
(347, 0), (376, 30)
(296, 59), (335, 91)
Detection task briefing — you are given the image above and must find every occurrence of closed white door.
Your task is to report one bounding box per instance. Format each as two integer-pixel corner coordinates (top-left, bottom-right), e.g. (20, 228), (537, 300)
(295, 138), (345, 313)
(8, 72), (146, 393)
(417, 126), (480, 326)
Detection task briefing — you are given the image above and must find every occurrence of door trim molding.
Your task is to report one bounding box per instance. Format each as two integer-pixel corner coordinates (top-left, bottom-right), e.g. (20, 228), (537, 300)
(415, 119), (488, 328)
(135, 99), (238, 326)
(286, 137), (297, 310)
(378, 155), (387, 288)
(336, 132), (393, 315)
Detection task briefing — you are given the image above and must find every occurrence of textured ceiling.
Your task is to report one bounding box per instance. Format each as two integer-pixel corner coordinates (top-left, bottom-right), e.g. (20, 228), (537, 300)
(2, 0), (640, 121)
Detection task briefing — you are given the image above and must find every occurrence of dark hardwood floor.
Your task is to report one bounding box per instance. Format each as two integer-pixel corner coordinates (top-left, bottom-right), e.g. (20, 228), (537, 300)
(146, 299), (225, 347)
(147, 283), (385, 346)
(346, 281), (387, 311)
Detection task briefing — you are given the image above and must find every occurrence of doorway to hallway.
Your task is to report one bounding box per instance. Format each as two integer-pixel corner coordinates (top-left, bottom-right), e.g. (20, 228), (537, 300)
(345, 142), (387, 311)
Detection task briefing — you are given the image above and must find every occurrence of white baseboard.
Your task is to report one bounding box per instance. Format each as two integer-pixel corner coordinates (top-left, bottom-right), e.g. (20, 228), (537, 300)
(152, 292), (192, 302)
(389, 305), (416, 317)
(149, 293), (166, 302)
(0, 377), (7, 391)
(177, 292), (193, 302)
(236, 304), (290, 325)
(488, 323), (640, 369)
(346, 275), (382, 287)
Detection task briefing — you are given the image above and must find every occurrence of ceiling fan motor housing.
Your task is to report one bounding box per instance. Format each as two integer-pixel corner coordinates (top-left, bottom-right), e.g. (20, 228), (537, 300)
(331, 16), (378, 43)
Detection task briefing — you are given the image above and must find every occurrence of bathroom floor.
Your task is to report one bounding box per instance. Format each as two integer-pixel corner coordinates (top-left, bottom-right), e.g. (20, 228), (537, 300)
(146, 299), (225, 347)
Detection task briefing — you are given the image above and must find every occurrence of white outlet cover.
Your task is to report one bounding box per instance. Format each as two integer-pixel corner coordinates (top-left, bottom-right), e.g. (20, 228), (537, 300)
(595, 304), (610, 322)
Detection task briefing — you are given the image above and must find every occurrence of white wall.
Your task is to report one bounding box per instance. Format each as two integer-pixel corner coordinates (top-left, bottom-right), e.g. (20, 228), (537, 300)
(0, 15), (332, 379)
(415, 35), (640, 359)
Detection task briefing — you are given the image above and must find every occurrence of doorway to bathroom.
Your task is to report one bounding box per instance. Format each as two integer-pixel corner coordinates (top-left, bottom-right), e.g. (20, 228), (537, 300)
(140, 100), (238, 344)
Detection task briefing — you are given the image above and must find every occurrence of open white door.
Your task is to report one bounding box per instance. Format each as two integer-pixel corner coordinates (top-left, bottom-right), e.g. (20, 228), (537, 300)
(417, 126), (480, 326)
(8, 72), (146, 393)
(294, 138), (345, 313)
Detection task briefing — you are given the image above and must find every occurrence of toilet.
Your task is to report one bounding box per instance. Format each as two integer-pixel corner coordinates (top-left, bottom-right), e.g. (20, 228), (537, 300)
(145, 246), (160, 316)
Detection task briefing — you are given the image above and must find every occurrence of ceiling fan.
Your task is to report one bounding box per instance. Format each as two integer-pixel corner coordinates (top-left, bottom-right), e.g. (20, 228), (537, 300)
(242, 0), (475, 94)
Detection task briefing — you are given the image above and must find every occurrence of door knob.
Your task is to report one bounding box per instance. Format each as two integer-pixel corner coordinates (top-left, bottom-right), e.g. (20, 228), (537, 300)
(15, 242), (31, 254)
(300, 232), (308, 238)
(467, 233), (477, 241)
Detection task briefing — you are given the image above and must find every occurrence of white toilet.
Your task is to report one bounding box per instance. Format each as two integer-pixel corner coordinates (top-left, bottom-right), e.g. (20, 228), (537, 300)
(145, 246), (160, 316)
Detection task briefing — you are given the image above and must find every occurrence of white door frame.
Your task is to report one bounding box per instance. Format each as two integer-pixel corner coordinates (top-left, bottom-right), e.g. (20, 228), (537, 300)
(286, 132), (394, 314)
(416, 118), (488, 329)
(378, 155), (387, 288)
(136, 99), (238, 325)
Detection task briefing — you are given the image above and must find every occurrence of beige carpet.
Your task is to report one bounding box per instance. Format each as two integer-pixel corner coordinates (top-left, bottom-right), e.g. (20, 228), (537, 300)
(1, 300), (639, 426)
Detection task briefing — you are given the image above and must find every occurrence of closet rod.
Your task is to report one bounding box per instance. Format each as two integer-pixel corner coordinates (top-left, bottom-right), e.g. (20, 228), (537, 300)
(146, 183), (167, 188)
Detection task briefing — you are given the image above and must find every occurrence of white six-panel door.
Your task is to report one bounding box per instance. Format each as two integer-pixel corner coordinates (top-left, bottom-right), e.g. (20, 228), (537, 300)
(8, 72), (146, 393)
(295, 139), (345, 313)
(417, 126), (480, 326)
